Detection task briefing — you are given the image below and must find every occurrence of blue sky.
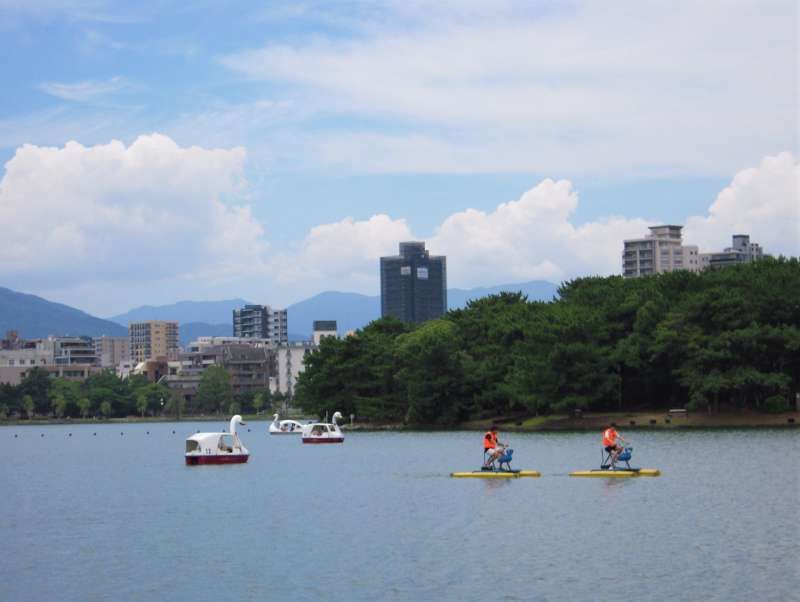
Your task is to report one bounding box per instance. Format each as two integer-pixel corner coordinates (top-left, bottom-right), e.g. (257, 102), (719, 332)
(0, 1), (797, 316)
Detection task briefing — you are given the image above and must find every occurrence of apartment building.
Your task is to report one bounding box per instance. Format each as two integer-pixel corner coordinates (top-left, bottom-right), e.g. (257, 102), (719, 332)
(233, 305), (288, 345)
(129, 321), (179, 363)
(622, 225), (701, 278)
(93, 336), (130, 368)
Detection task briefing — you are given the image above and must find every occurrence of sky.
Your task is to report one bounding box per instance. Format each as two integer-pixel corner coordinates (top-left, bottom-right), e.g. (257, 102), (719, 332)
(0, 0), (797, 317)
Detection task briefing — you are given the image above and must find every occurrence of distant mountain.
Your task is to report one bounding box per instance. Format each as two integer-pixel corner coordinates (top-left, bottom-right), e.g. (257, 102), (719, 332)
(287, 292), (381, 337)
(285, 280), (559, 336)
(0, 286), (127, 339)
(447, 281), (559, 308)
(103, 280), (559, 343)
(178, 322), (232, 346)
(109, 298), (251, 326)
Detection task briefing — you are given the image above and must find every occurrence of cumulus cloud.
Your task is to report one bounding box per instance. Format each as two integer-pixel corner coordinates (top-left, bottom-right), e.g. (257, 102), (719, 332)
(0, 134), (264, 291)
(1, 138), (795, 315)
(684, 152), (800, 255)
(268, 152), (798, 295)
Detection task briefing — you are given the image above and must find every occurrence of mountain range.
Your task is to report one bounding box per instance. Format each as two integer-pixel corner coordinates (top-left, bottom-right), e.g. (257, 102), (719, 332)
(1, 280), (559, 344)
(0, 286), (127, 339)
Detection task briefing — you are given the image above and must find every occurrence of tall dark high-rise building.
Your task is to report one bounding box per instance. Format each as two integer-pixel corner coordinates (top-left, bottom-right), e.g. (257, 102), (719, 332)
(380, 241), (447, 324)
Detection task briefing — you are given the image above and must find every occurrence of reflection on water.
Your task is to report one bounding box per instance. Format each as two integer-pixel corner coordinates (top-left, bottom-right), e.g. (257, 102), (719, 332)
(0, 424), (797, 601)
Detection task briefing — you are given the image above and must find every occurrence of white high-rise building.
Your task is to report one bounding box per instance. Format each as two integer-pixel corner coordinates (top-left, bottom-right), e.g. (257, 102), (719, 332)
(622, 225), (701, 278)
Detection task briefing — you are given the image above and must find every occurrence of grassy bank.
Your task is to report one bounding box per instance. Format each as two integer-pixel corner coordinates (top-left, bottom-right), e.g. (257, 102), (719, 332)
(461, 409), (800, 432)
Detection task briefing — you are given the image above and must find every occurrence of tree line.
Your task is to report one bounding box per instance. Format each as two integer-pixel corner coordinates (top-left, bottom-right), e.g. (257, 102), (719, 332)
(0, 365), (286, 420)
(295, 258), (800, 424)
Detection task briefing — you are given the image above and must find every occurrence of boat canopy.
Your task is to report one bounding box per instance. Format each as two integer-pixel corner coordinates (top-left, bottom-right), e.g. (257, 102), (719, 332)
(185, 433), (235, 450)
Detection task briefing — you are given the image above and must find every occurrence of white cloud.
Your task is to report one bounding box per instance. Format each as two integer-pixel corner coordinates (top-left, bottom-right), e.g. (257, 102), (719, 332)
(39, 76), (129, 102)
(264, 152), (799, 296)
(684, 152), (800, 255)
(272, 214), (414, 293)
(219, 0), (797, 175)
(0, 134), (264, 292)
(2, 139), (796, 316)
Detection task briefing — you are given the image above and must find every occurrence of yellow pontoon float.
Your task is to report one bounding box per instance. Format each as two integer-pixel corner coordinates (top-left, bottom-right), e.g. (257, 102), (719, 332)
(569, 468), (660, 478)
(451, 470), (541, 479)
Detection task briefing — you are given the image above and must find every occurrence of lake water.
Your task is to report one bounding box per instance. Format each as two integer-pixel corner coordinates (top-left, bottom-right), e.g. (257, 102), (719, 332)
(1, 423), (798, 601)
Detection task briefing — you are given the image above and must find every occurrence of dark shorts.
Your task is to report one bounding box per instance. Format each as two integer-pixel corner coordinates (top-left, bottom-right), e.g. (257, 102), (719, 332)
(604, 445), (619, 453)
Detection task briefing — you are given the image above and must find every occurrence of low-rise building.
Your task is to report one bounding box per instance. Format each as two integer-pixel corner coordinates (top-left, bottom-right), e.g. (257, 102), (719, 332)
(700, 234), (766, 269)
(53, 336), (97, 365)
(0, 338), (54, 368)
(164, 339), (274, 404)
(312, 321), (338, 345)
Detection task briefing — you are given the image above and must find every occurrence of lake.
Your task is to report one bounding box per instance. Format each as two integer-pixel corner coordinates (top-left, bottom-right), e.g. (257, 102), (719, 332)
(1, 423), (797, 601)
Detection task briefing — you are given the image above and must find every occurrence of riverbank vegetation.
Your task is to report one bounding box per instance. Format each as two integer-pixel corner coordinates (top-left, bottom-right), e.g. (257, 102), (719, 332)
(296, 258), (800, 425)
(0, 368), (285, 421)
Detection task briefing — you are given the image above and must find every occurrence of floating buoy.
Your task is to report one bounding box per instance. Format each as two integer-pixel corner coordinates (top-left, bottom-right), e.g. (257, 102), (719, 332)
(569, 469), (661, 478)
(451, 470), (541, 479)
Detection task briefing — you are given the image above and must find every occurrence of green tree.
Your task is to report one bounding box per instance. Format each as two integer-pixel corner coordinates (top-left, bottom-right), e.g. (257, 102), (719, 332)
(252, 392), (265, 415)
(99, 400), (112, 419)
(194, 366), (234, 414)
(22, 394), (35, 419)
(76, 397), (92, 418)
(19, 368), (52, 415)
(51, 393), (68, 418)
(228, 401), (241, 416)
(164, 393), (186, 420)
(136, 393), (148, 417)
(395, 320), (470, 425)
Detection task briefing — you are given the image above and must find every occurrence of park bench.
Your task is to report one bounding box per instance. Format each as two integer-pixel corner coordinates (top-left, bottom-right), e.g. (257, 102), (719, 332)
(668, 408), (688, 417)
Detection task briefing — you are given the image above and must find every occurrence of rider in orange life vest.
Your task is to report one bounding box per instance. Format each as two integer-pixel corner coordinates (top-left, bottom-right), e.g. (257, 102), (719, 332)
(602, 424), (626, 465)
(483, 425), (507, 467)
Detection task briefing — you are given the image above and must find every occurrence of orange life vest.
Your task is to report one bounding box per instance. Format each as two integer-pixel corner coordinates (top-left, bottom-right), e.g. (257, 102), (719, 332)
(484, 431), (498, 450)
(602, 428), (618, 447)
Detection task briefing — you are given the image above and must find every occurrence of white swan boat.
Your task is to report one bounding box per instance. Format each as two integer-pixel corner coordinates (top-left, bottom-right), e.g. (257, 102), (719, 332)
(268, 413), (305, 435)
(302, 411), (345, 444)
(185, 415), (249, 465)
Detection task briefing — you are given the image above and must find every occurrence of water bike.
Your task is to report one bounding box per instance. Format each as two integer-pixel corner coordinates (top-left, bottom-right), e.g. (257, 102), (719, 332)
(569, 446), (660, 478)
(451, 446), (541, 479)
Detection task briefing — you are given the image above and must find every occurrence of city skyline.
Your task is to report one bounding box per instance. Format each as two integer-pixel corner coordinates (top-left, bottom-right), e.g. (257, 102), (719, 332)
(0, 1), (797, 317)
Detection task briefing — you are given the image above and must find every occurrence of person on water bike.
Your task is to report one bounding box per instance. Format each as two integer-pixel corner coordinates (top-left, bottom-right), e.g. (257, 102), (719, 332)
(483, 425), (507, 467)
(602, 424), (627, 467)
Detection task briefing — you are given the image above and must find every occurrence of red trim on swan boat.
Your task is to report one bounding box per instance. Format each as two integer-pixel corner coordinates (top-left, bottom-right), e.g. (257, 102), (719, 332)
(185, 454), (249, 465)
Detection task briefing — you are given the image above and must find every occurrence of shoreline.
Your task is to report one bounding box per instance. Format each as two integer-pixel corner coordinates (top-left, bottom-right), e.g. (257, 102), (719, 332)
(2, 410), (797, 430)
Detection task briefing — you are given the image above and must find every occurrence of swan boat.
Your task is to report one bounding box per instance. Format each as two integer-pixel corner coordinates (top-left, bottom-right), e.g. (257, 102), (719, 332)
(185, 415), (249, 465)
(302, 411), (344, 444)
(269, 413), (305, 435)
